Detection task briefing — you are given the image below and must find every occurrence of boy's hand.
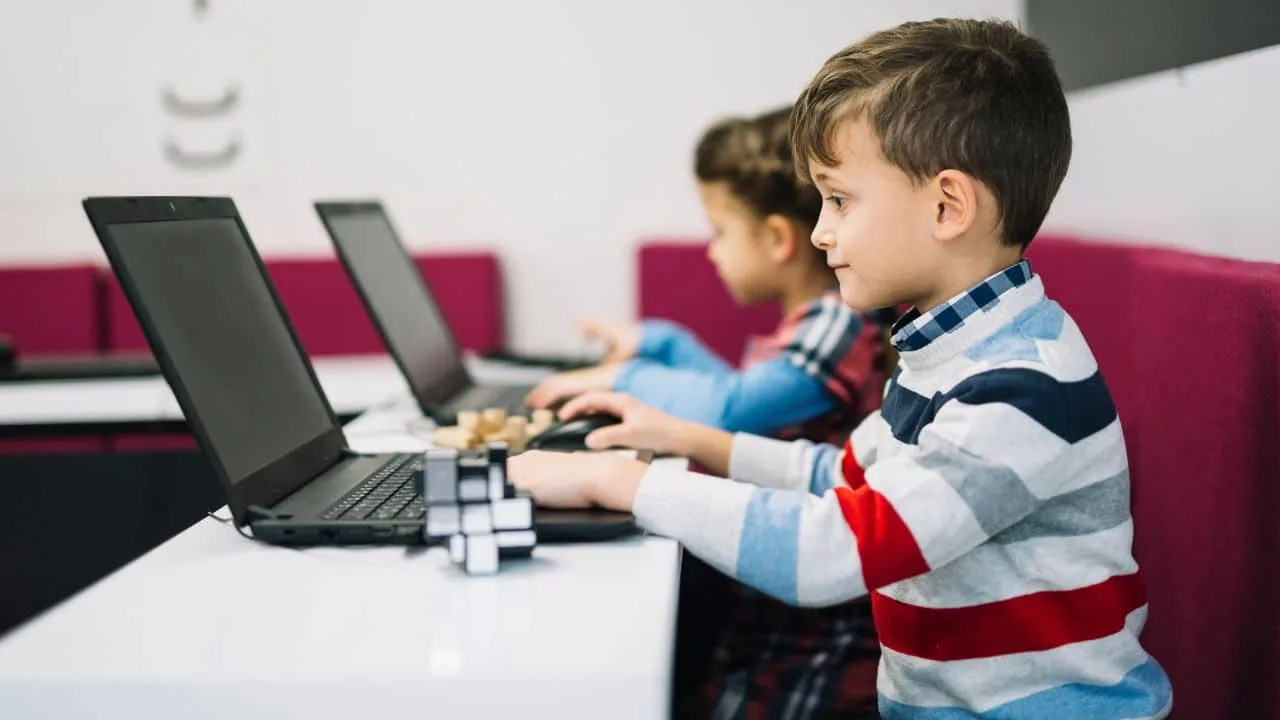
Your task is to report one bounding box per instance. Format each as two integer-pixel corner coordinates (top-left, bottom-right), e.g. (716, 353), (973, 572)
(525, 364), (622, 409)
(558, 392), (689, 455)
(577, 320), (641, 363)
(562, 392), (736, 476)
(508, 450), (647, 512)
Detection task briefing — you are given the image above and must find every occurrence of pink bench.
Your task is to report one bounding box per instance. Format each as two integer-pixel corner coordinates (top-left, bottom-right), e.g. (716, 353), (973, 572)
(104, 253), (504, 356)
(636, 240), (779, 364)
(0, 265), (108, 454)
(2, 252), (506, 453)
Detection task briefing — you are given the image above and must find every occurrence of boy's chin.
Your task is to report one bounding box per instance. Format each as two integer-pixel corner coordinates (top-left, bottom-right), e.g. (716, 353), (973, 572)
(836, 281), (888, 313)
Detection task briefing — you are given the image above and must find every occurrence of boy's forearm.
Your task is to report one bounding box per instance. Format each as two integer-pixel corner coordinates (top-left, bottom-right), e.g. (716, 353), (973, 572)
(669, 422), (734, 476)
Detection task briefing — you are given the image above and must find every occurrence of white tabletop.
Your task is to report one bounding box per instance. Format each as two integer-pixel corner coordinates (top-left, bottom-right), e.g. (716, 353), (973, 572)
(0, 355), (551, 428)
(0, 404), (682, 719)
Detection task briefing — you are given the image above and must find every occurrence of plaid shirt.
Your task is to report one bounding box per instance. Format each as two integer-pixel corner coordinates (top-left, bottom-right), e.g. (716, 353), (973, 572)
(684, 291), (885, 720)
(741, 291), (886, 446)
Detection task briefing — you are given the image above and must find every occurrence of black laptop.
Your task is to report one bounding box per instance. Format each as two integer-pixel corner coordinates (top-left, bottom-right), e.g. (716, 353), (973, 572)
(82, 196), (634, 545)
(314, 200), (541, 425)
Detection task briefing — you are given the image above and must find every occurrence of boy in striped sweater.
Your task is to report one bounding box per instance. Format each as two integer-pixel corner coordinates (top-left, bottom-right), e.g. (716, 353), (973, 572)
(510, 17), (1173, 719)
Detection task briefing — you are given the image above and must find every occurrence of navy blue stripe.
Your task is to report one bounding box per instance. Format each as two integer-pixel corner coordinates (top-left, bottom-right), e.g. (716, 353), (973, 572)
(883, 368), (1117, 446)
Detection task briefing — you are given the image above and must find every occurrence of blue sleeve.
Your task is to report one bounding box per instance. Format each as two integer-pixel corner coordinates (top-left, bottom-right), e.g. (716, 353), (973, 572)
(808, 443), (843, 495)
(613, 356), (837, 435)
(635, 320), (734, 375)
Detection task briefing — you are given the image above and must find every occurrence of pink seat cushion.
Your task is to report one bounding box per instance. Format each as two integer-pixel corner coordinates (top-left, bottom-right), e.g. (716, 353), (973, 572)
(0, 265), (100, 355)
(637, 241), (779, 364)
(104, 252), (504, 356)
(1126, 249), (1280, 719)
(413, 254), (504, 354)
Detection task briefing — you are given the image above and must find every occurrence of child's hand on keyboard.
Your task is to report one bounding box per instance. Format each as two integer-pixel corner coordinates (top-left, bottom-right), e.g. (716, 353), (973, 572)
(524, 363), (622, 409)
(509, 450), (647, 512)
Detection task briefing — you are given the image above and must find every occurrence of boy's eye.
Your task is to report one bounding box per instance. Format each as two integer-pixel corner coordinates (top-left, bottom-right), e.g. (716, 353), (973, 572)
(824, 195), (846, 210)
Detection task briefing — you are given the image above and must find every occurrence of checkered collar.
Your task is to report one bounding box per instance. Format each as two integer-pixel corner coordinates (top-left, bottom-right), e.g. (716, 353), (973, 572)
(890, 260), (1035, 353)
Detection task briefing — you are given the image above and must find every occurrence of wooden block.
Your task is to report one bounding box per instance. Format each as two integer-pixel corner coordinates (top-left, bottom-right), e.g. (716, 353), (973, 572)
(531, 409), (554, 427)
(483, 427), (526, 453)
(433, 426), (479, 450)
(457, 411), (480, 432)
(482, 407), (508, 429)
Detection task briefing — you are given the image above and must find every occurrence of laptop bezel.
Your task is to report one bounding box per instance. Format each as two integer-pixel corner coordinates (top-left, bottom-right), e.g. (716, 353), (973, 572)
(83, 196), (349, 526)
(313, 200), (472, 415)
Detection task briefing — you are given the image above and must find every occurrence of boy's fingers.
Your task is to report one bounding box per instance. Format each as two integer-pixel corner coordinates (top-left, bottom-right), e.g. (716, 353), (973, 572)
(560, 391), (627, 420)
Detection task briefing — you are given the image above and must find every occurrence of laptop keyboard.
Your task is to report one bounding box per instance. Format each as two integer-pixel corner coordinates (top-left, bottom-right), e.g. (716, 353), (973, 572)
(320, 454), (424, 522)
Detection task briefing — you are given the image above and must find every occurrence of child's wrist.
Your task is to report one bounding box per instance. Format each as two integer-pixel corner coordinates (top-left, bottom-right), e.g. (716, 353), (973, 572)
(589, 459), (647, 512)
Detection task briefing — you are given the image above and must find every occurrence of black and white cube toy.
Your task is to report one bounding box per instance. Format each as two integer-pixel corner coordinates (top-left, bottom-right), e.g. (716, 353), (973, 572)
(414, 442), (536, 575)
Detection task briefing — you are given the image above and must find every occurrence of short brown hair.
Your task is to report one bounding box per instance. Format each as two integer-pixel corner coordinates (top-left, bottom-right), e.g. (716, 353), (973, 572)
(695, 106), (823, 229)
(791, 18), (1071, 248)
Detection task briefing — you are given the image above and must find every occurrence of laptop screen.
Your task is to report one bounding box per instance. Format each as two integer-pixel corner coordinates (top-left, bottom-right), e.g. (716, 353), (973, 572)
(319, 206), (469, 408)
(104, 217), (341, 488)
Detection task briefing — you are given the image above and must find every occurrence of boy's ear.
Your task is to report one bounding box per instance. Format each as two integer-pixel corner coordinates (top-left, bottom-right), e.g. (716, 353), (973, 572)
(931, 169), (979, 243)
(760, 214), (800, 263)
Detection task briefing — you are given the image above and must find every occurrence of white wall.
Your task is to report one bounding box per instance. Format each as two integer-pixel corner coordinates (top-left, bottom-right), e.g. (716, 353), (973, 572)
(0, 0), (1019, 352)
(1045, 43), (1280, 264)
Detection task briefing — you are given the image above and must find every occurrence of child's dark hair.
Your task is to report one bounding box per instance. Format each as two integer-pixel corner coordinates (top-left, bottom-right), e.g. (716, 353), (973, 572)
(694, 106), (823, 230)
(792, 18), (1071, 248)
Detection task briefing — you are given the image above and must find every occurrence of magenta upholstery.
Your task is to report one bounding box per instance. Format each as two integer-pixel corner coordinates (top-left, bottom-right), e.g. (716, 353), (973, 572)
(1125, 250), (1280, 719)
(0, 264), (108, 454)
(413, 254), (505, 355)
(636, 240), (779, 364)
(104, 252), (504, 356)
(0, 264), (100, 355)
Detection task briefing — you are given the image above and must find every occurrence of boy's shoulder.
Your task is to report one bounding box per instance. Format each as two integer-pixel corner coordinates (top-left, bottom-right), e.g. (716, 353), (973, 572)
(929, 295), (1099, 389)
(889, 297), (1115, 443)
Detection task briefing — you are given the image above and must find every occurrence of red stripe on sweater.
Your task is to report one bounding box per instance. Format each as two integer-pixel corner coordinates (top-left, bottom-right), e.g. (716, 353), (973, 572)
(839, 440), (866, 489)
(835, 485), (930, 590)
(872, 571), (1149, 661)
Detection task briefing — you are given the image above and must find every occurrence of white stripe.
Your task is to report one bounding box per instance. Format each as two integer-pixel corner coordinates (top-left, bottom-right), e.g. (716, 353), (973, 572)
(849, 410), (887, 467)
(877, 606), (1153, 712)
(1029, 316), (1097, 382)
(877, 519), (1139, 607)
(928, 404), (1127, 499)
(896, 352), (983, 396)
(729, 433), (810, 491)
(864, 452), (988, 569)
(632, 466), (751, 578)
(795, 491), (867, 606)
(896, 312), (1100, 395)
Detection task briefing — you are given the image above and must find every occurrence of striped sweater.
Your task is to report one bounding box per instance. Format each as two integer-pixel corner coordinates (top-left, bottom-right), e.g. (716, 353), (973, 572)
(633, 261), (1174, 718)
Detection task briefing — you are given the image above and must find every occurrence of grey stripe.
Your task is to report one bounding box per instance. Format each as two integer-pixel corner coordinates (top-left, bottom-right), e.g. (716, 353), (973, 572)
(916, 440), (1039, 537)
(917, 439), (1132, 542)
(991, 469), (1131, 545)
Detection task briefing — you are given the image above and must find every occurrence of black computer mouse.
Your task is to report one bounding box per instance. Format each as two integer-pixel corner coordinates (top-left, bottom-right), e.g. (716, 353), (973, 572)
(527, 412), (623, 451)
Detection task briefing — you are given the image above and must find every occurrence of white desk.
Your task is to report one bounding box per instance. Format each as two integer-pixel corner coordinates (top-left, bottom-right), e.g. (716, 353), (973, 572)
(0, 405), (682, 719)
(0, 355), (551, 429)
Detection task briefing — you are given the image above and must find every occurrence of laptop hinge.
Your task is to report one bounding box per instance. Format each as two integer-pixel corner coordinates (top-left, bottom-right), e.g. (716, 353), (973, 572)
(246, 504), (287, 522)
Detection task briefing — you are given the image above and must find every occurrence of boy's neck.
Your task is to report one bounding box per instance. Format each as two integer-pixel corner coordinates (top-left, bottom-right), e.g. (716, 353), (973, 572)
(913, 247), (1025, 314)
(779, 271), (837, 317)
